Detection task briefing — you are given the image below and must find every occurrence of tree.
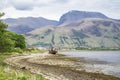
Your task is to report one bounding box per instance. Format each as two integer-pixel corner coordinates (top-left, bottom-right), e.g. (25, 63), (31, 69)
(0, 13), (12, 52)
(11, 33), (26, 49)
(0, 13), (6, 34)
(0, 12), (26, 52)
(0, 34), (15, 52)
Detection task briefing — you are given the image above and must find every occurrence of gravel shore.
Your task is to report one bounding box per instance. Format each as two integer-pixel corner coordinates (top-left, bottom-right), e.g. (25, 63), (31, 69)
(5, 52), (120, 80)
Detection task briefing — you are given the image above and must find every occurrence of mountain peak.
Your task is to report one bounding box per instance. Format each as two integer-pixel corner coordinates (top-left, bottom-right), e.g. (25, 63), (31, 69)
(59, 10), (108, 24)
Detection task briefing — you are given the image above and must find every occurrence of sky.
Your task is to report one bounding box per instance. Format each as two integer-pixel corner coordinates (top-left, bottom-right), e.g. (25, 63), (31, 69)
(0, 0), (120, 20)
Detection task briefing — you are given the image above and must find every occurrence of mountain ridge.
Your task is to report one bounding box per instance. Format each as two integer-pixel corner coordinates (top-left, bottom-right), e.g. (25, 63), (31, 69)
(3, 17), (58, 34)
(3, 10), (120, 49)
(59, 10), (109, 24)
(3, 10), (120, 34)
(26, 18), (120, 48)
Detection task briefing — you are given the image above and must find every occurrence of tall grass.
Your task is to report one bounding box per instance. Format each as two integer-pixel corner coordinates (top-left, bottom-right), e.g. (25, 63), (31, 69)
(0, 53), (46, 80)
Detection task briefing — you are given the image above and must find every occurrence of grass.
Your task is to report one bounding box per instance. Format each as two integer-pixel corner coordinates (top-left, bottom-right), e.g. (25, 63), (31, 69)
(0, 52), (47, 80)
(85, 71), (120, 80)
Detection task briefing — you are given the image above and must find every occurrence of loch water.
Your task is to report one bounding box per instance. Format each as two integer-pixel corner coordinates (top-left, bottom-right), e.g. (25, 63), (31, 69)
(61, 51), (120, 78)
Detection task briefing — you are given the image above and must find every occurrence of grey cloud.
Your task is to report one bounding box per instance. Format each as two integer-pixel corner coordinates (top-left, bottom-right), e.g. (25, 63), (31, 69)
(53, 0), (69, 4)
(8, 0), (55, 10)
(0, 0), (69, 10)
(10, 0), (70, 10)
(0, 0), (34, 10)
(9, 0), (34, 10)
(13, 5), (33, 10)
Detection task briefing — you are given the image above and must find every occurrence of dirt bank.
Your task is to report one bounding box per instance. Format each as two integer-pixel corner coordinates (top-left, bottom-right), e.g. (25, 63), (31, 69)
(5, 52), (120, 80)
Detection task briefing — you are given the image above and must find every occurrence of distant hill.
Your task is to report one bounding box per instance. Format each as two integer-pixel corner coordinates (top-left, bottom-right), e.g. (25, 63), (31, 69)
(3, 10), (120, 49)
(3, 17), (58, 34)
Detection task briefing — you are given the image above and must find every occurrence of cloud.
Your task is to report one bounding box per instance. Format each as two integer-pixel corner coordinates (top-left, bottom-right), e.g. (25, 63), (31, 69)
(0, 0), (70, 10)
(0, 0), (10, 9)
(9, 0), (34, 10)
(53, 0), (69, 4)
(0, 0), (120, 20)
(11, 3), (33, 10)
(97, 0), (120, 11)
(7, 0), (69, 10)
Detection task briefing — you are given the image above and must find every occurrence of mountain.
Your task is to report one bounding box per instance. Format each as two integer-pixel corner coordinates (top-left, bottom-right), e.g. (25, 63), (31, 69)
(3, 17), (58, 34)
(3, 10), (110, 34)
(26, 18), (120, 49)
(3, 10), (120, 49)
(59, 10), (109, 24)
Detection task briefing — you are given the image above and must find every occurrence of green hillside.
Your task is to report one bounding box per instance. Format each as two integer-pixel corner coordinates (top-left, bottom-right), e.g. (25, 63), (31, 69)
(26, 18), (120, 49)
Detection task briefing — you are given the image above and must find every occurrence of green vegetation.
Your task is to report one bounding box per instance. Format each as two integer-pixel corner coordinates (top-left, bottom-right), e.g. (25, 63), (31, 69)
(23, 48), (46, 54)
(0, 53), (46, 80)
(0, 12), (26, 52)
(0, 13), (46, 80)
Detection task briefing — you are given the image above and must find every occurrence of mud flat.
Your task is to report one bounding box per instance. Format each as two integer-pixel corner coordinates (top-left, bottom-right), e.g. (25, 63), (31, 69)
(5, 52), (120, 80)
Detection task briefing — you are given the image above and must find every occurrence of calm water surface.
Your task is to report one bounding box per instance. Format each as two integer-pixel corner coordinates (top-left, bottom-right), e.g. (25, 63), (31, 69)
(62, 51), (120, 64)
(62, 51), (120, 77)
